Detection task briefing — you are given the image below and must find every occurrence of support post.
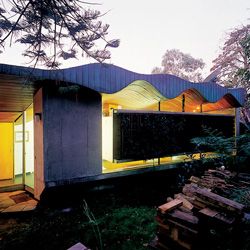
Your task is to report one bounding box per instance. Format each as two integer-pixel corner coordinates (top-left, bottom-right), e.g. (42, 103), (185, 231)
(158, 101), (161, 165)
(22, 112), (26, 185)
(234, 108), (240, 174)
(235, 108), (240, 137)
(182, 94), (185, 112)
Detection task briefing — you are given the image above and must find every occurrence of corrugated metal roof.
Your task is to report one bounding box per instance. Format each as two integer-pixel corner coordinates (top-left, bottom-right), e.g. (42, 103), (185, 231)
(0, 63), (246, 112)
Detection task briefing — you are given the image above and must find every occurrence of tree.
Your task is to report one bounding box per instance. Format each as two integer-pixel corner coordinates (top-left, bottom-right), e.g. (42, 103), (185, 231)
(211, 25), (250, 92)
(152, 49), (205, 82)
(238, 35), (250, 87)
(0, 0), (120, 68)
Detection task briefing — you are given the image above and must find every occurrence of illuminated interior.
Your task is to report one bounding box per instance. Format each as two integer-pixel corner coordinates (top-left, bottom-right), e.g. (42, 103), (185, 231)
(0, 104), (34, 189)
(102, 153), (218, 173)
(101, 80), (238, 173)
(14, 115), (23, 185)
(0, 123), (14, 180)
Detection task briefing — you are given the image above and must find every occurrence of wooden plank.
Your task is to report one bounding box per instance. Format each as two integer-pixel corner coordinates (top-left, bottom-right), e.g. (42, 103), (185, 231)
(158, 226), (193, 250)
(195, 196), (222, 210)
(195, 188), (244, 213)
(182, 184), (199, 197)
(158, 199), (183, 214)
(167, 219), (199, 234)
(174, 193), (194, 211)
(158, 222), (170, 231)
(192, 199), (207, 209)
(156, 241), (171, 250)
(199, 208), (218, 217)
(189, 176), (200, 184)
(199, 208), (235, 225)
(171, 227), (178, 241)
(166, 197), (173, 202)
(214, 213), (235, 225)
(168, 210), (199, 226)
(178, 206), (193, 214)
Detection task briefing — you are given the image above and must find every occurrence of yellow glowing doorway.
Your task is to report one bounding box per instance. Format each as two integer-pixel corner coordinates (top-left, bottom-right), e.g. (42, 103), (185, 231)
(0, 123), (14, 180)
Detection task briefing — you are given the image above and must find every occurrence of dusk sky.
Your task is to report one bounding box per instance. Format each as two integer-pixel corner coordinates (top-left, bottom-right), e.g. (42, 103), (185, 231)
(0, 0), (249, 77)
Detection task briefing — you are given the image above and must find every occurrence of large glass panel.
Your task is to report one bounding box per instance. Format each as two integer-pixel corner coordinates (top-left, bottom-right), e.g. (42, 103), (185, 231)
(14, 115), (23, 184)
(25, 104), (34, 188)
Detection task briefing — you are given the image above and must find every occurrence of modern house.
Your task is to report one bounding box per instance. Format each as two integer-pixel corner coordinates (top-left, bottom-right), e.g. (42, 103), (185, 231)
(0, 63), (246, 199)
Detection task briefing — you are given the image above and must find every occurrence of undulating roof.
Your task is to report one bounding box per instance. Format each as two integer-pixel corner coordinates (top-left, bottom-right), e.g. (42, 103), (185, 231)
(0, 63), (246, 110)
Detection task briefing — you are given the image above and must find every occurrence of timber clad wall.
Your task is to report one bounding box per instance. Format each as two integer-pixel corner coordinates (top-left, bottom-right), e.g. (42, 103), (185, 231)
(42, 85), (102, 186)
(34, 88), (45, 199)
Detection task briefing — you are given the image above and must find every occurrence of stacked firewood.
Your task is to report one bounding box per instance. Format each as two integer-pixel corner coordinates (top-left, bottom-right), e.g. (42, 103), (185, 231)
(151, 169), (249, 250)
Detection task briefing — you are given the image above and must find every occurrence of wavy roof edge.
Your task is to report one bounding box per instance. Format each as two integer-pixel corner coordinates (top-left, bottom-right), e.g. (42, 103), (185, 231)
(0, 63), (246, 106)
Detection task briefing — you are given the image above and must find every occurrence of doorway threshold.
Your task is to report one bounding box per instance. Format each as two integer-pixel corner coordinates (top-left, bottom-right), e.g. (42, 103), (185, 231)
(25, 185), (34, 195)
(0, 184), (24, 193)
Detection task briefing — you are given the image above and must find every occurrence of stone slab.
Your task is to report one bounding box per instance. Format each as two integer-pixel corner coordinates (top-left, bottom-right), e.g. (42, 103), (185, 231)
(0, 199), (16, 209)
(67, 242), (89, 250)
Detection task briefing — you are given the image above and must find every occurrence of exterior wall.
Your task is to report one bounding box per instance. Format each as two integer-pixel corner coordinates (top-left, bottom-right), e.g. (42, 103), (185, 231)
(42, 84), (102, 186)
(34, 88), (45, 199)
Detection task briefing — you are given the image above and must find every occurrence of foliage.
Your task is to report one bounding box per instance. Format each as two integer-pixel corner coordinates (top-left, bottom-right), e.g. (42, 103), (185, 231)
(237, 35), (250, 98)
(152, 49), (205, 82)
(211, 25), (250, 92)
(0, 0), (120, 68)
(82, 200), (103, 250)
(0, 183), (159, 250)
(191, 126), (250, 168)
(229, 188), (250, 207)
(0, 205), (156, 250)
(99, 207), (156, 250)
(241, 35), (250, 61)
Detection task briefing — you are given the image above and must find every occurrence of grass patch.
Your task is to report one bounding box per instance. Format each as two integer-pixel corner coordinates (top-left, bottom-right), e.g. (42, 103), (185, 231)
(0, 206), (156, 250)
(0, 192), (156, 250)
(99, 207), (156, 250)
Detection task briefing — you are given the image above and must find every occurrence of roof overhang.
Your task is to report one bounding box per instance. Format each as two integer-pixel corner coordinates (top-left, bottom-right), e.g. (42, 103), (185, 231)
(0, 63), (247, 122)
(0, 74), (38, 113)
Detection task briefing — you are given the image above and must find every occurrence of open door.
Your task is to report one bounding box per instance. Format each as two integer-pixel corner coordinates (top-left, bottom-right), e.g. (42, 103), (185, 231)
(24, 104), (34, 188)
(0, 123), (14, 180)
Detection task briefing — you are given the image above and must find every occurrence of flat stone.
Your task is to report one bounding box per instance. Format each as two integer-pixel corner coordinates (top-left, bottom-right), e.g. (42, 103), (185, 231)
(26, 199), (38, 205)
(0, 197), (13, 204)
(0, 199), (16, 209)
(0, 191), (37, 213)
(67, 242), (89, 250)
(0, 193), (10, 198)
(2, 204), (26, 213)
(22, 205), (36, 211)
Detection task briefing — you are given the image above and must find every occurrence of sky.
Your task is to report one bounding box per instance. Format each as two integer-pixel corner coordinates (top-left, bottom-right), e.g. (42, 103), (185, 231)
(0, 0), (249, 77)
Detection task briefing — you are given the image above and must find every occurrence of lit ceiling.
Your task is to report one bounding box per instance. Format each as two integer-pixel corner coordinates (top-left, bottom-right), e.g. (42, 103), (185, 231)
(102, 80), (240, 112)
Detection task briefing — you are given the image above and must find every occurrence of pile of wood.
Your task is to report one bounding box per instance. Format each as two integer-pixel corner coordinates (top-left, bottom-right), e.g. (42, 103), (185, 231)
(152, 169), (249, 250)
